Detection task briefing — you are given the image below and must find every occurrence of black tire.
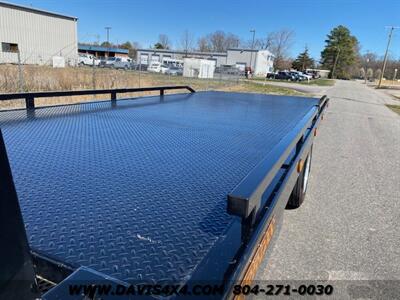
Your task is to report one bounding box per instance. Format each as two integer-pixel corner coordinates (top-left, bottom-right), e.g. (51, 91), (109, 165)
(286, 146), (313, 209)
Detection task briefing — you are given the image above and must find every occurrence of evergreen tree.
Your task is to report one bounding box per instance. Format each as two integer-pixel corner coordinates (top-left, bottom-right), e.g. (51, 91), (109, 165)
(292, 47), (314, 71)
(101, 41), (112, 48)
(119, 41), (137, 59)
(154, 42), (165, 49)
(321, 25), (359, 79)
(120, 41), (133, 50)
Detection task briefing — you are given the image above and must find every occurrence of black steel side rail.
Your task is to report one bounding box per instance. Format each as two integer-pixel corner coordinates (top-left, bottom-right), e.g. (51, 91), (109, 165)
(227, 96), (329, 219)
(0, 86), (196, 110)
(224, 96), (329, 299)
(225, 110), (320, 299)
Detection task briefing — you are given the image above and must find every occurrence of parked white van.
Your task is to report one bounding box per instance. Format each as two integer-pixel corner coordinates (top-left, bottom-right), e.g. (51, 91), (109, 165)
(148, 62), (169, 73)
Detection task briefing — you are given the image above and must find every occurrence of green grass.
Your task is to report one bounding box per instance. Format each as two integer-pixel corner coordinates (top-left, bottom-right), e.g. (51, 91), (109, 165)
(386, 104), (400, 115)
(136, 72), (304, 96)
(250, 78), (335, 86)
(223, 81), (306, 96)
(298, 79), (335, 86)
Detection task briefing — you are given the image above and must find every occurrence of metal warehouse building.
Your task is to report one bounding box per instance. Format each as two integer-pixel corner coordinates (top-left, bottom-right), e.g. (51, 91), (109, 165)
(78, 44), (129, 59)
(0, 1), (78, 65)
(137, 48), (227, 67)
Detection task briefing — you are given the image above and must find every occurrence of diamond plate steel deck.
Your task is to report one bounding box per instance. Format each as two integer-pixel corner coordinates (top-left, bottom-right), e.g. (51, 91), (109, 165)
(0, 91), (319, 284)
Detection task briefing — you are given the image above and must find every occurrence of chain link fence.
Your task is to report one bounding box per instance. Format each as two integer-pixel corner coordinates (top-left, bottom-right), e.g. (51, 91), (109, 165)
(0, 50), (251, 110)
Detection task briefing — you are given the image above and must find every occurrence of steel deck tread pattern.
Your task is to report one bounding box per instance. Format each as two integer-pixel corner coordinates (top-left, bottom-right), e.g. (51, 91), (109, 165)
(0, 91), (318, 284)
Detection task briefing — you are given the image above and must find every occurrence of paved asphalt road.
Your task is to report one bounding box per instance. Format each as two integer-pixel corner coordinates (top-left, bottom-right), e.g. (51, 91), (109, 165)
(255, 80), (400, 298)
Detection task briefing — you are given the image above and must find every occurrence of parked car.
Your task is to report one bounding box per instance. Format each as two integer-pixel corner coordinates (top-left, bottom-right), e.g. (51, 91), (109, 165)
(132, 64), (148, 71)
(271, 71), (297, 81)
(266, 72), (277, 79)
(290, 71), (311, 81)
(304, 70), (320, 79)
(165, 66), (183, 76)
(100, 57), (132, 69)
(78, 54), (100, 66)
(297, 71), (312, 81)
(289, 71), (303, 81)
(148, 62), (169, 73)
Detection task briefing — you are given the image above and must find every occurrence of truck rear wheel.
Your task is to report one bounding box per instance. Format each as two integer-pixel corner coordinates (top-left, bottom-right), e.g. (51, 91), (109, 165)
(286, 146), (313, 209)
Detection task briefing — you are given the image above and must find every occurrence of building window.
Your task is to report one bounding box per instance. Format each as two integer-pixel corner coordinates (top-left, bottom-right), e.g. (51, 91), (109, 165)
(151, 55), (160, 62)
(2, 42), (19, 53)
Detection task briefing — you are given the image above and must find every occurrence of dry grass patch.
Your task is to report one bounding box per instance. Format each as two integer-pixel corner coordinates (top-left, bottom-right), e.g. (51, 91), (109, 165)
(0, 65), (302, 110)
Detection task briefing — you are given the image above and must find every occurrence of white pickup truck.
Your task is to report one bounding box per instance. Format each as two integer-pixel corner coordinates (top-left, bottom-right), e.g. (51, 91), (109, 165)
(100, 57), (133, 69)
(78, 54), (100, 66)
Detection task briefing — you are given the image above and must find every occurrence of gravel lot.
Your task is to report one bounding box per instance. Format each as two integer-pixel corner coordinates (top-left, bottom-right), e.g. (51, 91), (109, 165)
(255, 80), (400, 298)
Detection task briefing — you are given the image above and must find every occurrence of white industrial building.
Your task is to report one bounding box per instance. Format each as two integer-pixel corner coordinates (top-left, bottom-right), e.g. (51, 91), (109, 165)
(0, 1), (78, 66)
(137, 48), (274, 77)
(226, 49), (274, 76)
(183, 58), (216, 79)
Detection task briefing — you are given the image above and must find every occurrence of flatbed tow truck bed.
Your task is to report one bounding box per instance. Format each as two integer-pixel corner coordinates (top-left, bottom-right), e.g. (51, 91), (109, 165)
(0, 86), (328, 299)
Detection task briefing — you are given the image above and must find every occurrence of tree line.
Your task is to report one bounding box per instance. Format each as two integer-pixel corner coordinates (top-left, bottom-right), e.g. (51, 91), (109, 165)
(89, 29), (296, 70)
(153, 29), (296, 71)
(319, 25), (400, 80)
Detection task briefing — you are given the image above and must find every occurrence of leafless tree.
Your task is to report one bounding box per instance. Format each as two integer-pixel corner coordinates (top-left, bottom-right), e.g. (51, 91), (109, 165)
(225, 33), (240, 49)
(180, 30), (194, 53)
(358, 52), (400, 80)
(359, 67), (366, 78)
(198, 37), (211, 52)
(200, 31), (240, 52)
(158, 34), (171, 49)
(266, 29), (295, 70)
(208, 31), (226, 52)
(367, 68), (373, 79)
(248, 36), (273, 50)
(375, 69), (382, 80)
(132, 41), (141, 49)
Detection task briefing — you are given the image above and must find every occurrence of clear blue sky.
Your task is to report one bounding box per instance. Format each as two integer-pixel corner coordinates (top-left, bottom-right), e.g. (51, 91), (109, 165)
(10, 0), (400, 60)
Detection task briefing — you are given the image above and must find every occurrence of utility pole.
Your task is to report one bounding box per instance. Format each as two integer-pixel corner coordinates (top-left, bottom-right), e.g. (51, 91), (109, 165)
(105, 27), (111, 44)
(105, 27), (111, 57)
(249, 29), (256, 74)
(364, 58), (369, 84)
(378, 26), (399, 88)
(331, 47), (340, 79)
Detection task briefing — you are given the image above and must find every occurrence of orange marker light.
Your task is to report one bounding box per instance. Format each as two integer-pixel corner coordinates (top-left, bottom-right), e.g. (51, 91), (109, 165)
(297, 159), (304, 173)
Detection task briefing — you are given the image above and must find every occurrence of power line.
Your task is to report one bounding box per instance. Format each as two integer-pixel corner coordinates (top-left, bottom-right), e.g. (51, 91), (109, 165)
(378, 26), (399, 88)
